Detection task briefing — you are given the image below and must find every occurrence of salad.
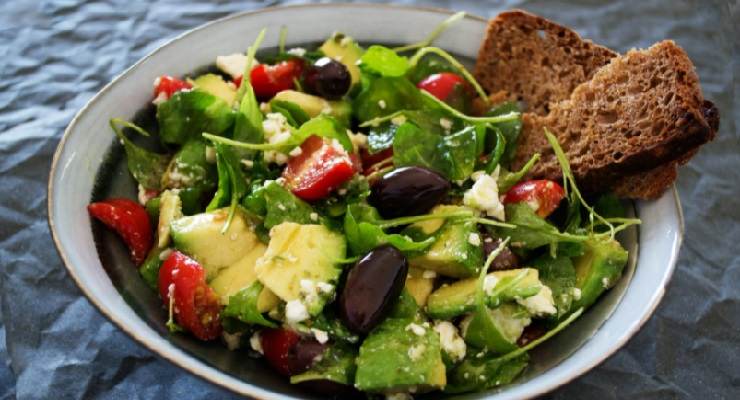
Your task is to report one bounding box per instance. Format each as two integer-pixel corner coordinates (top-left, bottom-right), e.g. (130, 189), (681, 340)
(88, 13), (640, 397)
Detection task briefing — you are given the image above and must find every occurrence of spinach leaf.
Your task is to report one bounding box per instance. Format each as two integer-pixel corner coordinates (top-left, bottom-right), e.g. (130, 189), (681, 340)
(231, 85), (264, 160)
(270, 99), (310, 127)
(313, 175), (370, 219)
(594, 193), (627, 219)
(246, 180), (316, 229)
(485, 127), (506, 174)
(486, 101), (522, 164)
(205, 143), (248, 233)
(392, 122), (478, 181)
(296, 115), (353, 152)
(110, 119), (170, 190)
(157, 90), (235, 145)
(445, 353), (529, 394)
(530, 254), (577, 319)
(359, 45), (409, 77)
(406, 52), (456, 84)
(307, 310), (360, 344)
(161, 139), (217, 192)
(343, 204), (434, 256)
(353, 77), (422, 123)
(290, 342), (357, 386)
(366, 122), (398, 153)
(206, 148), (231, 211)
(139, 247), (163, 290)
(223, 281), (277, 328)
(495, 203), (587, 250)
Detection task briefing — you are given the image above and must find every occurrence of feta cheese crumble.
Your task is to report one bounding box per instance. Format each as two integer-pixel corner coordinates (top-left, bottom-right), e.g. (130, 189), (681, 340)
(463, 167), (505, 221)
(311, 328), (329, 344)
(439, 117), (453, 131)
(482, 274), (499, 295)
(216, 53), (249, 78)
(468, 232), (481, 246)
(405, 322), (426, 336)
(262, 112), (293, 165)
(407, 344), (425, 361)
(517, 286), (557, 316)
(285, 300), (309, 324)
(434, 321), (466, 362)
(309, 212), (319, 222)
(286, 47), (307, 57)
(378, 99), (387, 109)
(222, 331), (242, 351)
(572, 287), (582, 300)
(250, 331), (264, 354)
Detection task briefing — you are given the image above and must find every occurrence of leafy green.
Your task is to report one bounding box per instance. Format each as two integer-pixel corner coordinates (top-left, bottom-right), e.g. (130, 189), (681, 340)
(408, 47), (489, 105)
(110, 119), (170, 190)
(223, 281), (277, 328)
(445, 353), (529, 393)
(231, 89), (264, 162)
(406, 52), (457, 84)
(204, 143), (248, 233)
(290, 343), (357, 385)
(343, 204), (435, 256)
(486, 101), (522, 164)
(157, 90), (234, 145)
(313, 175), (370, 219)
(497, 153), (541, 193)
(392, 122), (478, 181)
(495, 203), (588, 250)
(360, 45), (409, 77)
(366, 122), (398, 153)
(307, 310), (360, 344)
(161, 139), (217, 192)
(245, 180), (316, 229)
(206, 148), (231, 211)
(594, 193), (627, 219)
(485, 127), (506, 174)
(352, 77), (422, 123)
(530, 254), (577, 319)
(269, 99), (310, 127)
(296, 115), (353, 151)
(139, 247), (163, 290)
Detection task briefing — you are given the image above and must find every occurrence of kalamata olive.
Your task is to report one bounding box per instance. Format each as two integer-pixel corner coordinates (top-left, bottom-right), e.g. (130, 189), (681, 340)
(304, 57), (351, 100)
(339, 245), (408, 334)
(482, 236), (519, 270)
(368, 166), (451, 219)
(287, 338), (327, 375)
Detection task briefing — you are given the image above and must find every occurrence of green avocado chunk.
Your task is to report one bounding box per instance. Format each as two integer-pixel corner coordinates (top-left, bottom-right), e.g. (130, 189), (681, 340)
(426, 268), (544, 319)
(461, 304), (531, 355)
(191, 73), (236, 106)
(272, 90), (351, 126)
(170, 208), (261, 279)
(570, 237), (628, 311)
(319, 32), (363, 85)
(408, 206), (483, 278)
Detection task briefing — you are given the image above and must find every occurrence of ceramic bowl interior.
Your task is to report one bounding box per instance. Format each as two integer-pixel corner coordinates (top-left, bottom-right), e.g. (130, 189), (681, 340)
(48, 4), (683, 400)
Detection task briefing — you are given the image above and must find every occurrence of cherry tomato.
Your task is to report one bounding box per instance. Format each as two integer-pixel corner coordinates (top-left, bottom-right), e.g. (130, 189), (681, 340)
(282, 135), (356, 201)
(417, 72), (465, 101)
(503, 179), (566, 218)
(153, 75), (191, 99)
(260, 328), (301, 376)
(158, 251), (222, 341)
(88, 198), (153, 265)
(249, 59), (303, 100)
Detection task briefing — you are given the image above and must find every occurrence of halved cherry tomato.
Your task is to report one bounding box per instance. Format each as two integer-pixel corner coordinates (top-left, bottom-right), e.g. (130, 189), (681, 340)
(154, 75), (191, 99)
(249, 59), (303, 100)
(260, 328), (301, 376)
(503, 179), (566, 218)
(282, 135), (356, 201)
(417, 72), (465, 100)
(88, 198), (153, 265)
(158, 251), (222, 341)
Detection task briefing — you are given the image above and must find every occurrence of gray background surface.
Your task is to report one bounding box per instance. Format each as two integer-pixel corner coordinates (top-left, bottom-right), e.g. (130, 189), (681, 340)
(0, 0), (737, 399)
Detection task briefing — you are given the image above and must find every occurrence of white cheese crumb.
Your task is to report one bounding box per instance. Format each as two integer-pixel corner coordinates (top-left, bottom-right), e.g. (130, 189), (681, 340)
(463, 167), (505, 221)
(158, 248), (173, 261)
(405, 322), (426, 336)
(434, 321), (466, 362)
(249, 331), (264, 354)
(407, 344), (425, 361)
(602, 277), (611, 288)
(422, 270), (437, 279)
(483, 274), (499, 295)
(316, 282), (334, 294)
(311, 328), (329, 344)
(241, 159), (254, 169)
(262, 112), (293, 165)
(277, 204), (286, 211)
(310, 212), (319, 222)
(289, 146), (303, 157)
(391, 115), (407, 126)
(216, 53), (248, 78)
(222, 331), (242, 350)
(572, 287), (582, 300)
(517, 286), (557, 316)
(439, 117), (453, 131)
(378, 99), (387, 109)
(286, 47), (307, 57)
(348, 131), (368, 152)
(468, 232), (481, 246)
(285, 300), (310, 324)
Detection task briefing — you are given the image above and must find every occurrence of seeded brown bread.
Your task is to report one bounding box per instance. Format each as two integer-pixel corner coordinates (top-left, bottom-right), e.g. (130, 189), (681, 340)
(474, 10), (617, 115)
(510, 40), (716, 193)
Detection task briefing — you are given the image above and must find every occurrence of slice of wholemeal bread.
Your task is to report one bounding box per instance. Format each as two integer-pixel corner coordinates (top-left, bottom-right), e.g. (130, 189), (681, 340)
(474, 10), (718, 198)
(474, 10), (617, 115)
(510, 40), (716, 193)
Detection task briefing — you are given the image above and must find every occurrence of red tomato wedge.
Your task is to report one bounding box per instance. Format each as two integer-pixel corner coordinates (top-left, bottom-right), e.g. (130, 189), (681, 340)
(154, 75), (192, 99)
(503, 179), (566, 218)
(88, 198), (153, 265)
(260, 328), (301, 376)
(282, 135), (356, 201)
(158, 251), (222, 341)
(249, 59), (303, 100)
(417, 72), (465, 101)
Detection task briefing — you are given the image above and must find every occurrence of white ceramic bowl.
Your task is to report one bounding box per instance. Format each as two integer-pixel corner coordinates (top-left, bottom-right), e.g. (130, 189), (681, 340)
(48, 4), (683, 399)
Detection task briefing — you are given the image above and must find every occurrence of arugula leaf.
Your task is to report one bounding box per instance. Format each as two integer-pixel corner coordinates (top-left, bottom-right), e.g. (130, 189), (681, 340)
(231, 87), (264, 160)
(343, 204), (434, 256)
(204, 143), (248, 233)
(296, 115), (353, 152)
(495, 203), (588, 250)
(392, 122), (478, 181)
(161, 139), (217, 192)
(110, 118), (170, 190)
(157, 90), (235, 145)
(530, 254), (577, 319)
(269, 99), (310, 127)
(486, 101), (522, 164)
(245, 180), (316, 229)
(223, 281), (277, 328)
(290, 342), (357, 385)
(445, 353), (529, 393)
(353, 77), (422, 123)
(360, 45), (409, 77)
(206, 148), (231, 211)
(406, 52), (457, 84)
(497, 153), (541, 193)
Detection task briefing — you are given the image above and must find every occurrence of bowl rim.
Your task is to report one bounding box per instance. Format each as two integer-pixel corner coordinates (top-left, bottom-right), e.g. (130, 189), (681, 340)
(47, 3), (684, 399)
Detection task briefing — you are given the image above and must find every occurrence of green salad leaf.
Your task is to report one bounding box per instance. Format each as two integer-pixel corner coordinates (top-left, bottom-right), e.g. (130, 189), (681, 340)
(343, 204), (435, 256)
(110, 118), (170, 190)
(269, 99), (310, 127)
(530, 254), (577, 319)
(495, 203), (588, 250)
(161, 139), (217, 192)
(244, 180), (317, 230)
(353, 77), (422, 123)
(223, 281), (277, 328)
(157, 90), (234, 145)
(360, 45), (410, 77)
(445, 353), (529, 393)
(486, 101), (523, 164)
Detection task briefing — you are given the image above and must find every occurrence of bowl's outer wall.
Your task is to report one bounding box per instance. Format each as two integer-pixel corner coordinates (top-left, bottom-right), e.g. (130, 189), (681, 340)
(48, 4), (682, 400)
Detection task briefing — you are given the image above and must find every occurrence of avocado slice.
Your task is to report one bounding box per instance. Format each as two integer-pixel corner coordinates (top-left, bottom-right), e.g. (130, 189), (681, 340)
(461, 304), (531, 354)
(272, 90), (351, 125)
(190, 73), (237, 106)
(209, 243), (279, 312)
(571, 237), (628, 311)
(319, 32), (363, 85)
(170, 208), (261, 279)
(156, 189), (182, 249)
(426, 268), (544, 319)
(355, 316), (446, 393)
(254, 222), (345, 315)
(408, 206), (483, 278)
(405, 267), (436, 307)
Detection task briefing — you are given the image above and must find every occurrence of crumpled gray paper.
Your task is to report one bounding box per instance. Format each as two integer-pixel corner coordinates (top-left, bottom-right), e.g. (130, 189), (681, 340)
(0, 0), (736, 399)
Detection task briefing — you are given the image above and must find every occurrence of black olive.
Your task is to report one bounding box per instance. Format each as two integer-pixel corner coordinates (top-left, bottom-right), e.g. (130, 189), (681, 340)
(482, 236), (519, 270)
(304, 57), (351, 100)
(368, 166), (451, 219)
(339, 245), (408, 334)
(287, 338), (327, 375)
